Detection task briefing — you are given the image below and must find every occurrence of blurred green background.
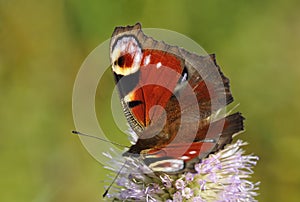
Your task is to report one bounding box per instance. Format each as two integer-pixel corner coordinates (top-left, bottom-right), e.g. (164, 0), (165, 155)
(1, 0), (300, 201)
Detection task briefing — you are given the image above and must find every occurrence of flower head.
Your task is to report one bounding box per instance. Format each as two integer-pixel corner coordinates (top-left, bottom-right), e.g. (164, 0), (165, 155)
(103, 139), (259, 201)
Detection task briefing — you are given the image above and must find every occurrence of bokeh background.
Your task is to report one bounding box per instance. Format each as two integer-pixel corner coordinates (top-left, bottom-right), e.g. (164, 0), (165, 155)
(1, 0), (300, 201)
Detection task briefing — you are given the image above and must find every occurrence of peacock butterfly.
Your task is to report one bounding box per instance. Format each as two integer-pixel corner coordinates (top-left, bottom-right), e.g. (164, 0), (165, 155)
(109, 23), (244, 173)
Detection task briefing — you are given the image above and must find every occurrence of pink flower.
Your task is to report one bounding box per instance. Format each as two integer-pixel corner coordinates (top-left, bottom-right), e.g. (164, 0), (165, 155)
(103, 140), (259, 201)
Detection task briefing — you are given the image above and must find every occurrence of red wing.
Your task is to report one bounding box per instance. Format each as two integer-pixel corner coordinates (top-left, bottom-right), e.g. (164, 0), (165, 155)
(141, 112), (244, 173)
(128, 50), (183, 127)
(145, 142), (215, 162)
(110, 24), (187, 133)
(142, 142), (216, 172)
(146, 113), (244, 157)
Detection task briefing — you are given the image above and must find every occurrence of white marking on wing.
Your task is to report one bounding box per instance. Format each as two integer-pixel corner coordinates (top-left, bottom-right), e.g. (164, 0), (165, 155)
(180, 156), (190, 160)
(181, 72), (187, 82)
(144, 55), (151, 66)
(189, 150), (197, 155)
(156, 62), (162, 69)
(149, 159), (184, 172)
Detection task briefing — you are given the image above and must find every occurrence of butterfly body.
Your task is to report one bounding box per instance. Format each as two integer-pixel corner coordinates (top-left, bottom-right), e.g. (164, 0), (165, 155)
(110, 23), (244, 173)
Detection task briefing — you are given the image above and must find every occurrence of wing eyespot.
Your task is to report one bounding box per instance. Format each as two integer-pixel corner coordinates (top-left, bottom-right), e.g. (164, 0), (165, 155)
(117, 55), (125, 67)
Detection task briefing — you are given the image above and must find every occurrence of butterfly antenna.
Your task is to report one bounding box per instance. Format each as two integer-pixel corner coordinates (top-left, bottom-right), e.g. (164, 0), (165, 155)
(103, 159), (128, 198)
(72, 130), (129, 148)
(72, 130), (132, 197)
